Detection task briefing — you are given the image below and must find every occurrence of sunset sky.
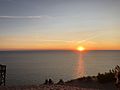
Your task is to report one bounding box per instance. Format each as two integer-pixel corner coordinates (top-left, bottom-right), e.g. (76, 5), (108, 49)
(0, 0), (120, 51)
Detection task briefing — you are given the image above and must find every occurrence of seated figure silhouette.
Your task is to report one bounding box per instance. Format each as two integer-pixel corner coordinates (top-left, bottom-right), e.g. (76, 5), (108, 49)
(115, 65), (120, 90)
(44, 79), (48, 85)
(48, 79), (54, 85)
(57, 79), (65, 85)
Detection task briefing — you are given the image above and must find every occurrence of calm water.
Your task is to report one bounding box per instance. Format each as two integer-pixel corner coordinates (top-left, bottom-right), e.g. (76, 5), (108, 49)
(0, 50), (120, 85)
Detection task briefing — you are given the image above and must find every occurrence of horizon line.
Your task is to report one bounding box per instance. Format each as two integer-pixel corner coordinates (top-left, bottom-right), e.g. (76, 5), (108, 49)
(0, 49), (120, 52)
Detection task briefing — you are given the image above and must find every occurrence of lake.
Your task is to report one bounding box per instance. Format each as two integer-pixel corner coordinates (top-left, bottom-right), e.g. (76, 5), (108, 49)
(0, 50), (120, 85)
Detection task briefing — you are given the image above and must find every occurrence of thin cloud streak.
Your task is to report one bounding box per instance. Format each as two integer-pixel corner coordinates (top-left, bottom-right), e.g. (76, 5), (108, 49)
(37, 39), (75, 43)
(77, 31), (105, 44)
(0, 15), (77, 19)
(36, 36), (98, 44)
(0, 15), (69, 19)
(0, 15), (101, 19)
(77, 35), (99, 44)
(34, 31), (104, 44)
(0, 16), (52, 19)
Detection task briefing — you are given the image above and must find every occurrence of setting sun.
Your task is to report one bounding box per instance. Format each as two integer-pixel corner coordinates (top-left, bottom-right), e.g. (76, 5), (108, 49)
(77, 46), (85, 51)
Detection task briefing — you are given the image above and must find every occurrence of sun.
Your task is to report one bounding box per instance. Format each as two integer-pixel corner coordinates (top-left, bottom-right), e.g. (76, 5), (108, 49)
(77, 46), (85, 51)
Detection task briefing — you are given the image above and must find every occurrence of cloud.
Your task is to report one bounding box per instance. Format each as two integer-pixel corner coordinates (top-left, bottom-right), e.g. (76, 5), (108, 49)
(38, 39), (75, 43)
(0, 16), (52, 19)
(0, 15), (97, 19)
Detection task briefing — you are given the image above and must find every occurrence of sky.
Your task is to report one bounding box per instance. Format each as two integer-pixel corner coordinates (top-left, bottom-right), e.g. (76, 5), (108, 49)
(0, 0), (120, 50)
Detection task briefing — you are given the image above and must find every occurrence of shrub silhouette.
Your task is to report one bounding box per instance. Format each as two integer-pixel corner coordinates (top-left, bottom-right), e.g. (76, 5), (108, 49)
(97, 71), (115, 83)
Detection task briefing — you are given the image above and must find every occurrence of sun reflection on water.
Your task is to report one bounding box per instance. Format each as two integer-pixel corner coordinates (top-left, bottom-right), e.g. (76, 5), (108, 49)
(75, 52), (86, 78)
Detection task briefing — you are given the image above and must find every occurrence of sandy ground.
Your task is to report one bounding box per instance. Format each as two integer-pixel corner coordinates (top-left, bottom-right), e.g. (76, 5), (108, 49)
(0, 79), (117, 90)
(0, 85), (99, 90)
(66, 80), (117, 90)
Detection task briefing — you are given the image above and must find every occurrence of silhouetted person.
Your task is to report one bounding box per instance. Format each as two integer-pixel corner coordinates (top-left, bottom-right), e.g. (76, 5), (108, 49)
(44, 79), (48, 85)
(115, 65), (120, 90)
(57, 79), (65, 85)
(48, 79), (54, 85)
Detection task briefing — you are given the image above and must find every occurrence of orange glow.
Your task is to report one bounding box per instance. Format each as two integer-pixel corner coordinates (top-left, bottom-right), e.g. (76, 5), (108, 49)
(77, 46), (85, 51)
(0, 35), (120, 51)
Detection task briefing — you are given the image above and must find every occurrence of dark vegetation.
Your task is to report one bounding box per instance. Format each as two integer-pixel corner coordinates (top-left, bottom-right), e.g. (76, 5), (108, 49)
(43, 66), (120, 90)
(97, 70), (115, 83)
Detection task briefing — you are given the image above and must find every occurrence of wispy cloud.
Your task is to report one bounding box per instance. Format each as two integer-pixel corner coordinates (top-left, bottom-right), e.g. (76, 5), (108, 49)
(0, 15), (96, 19)
(77, 35), (98, 44)
(0, 16), (52, 19)
(77, 31), (105, 44)
(38, 39), (75, 43)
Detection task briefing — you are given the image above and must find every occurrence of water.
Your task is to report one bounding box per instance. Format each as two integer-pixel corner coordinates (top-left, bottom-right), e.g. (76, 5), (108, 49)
(0, 50), (120, 85)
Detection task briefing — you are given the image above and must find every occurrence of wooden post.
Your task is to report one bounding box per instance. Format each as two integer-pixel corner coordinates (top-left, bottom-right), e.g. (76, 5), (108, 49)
(0, 64), (6, 86)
